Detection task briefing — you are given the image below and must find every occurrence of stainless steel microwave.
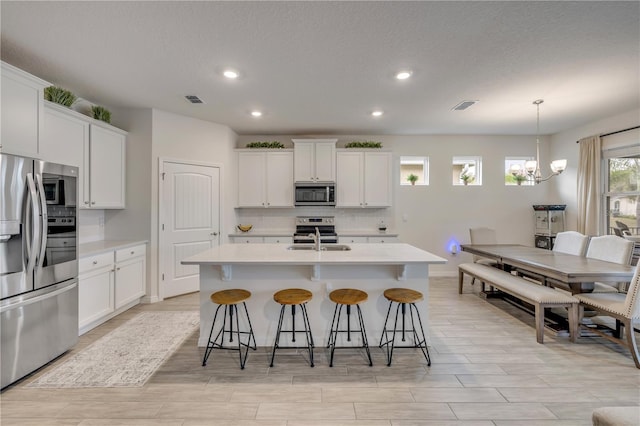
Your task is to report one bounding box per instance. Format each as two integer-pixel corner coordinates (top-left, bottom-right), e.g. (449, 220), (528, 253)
(295, 183), (336, 206)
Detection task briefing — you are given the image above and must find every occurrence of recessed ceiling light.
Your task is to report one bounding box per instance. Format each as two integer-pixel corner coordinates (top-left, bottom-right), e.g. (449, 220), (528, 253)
(395, 71), (412, 80)
(251, 110), (262, 117)
(223, 69), (239, 79)
(371, 110), (383, 117)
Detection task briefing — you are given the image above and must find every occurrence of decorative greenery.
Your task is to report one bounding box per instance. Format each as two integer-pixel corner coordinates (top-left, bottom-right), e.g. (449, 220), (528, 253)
(407, 173), (419, 184)
(513, 173), (528, 185)
(460, 172), (474, 184)
(345, 141), (382, 148)
(246, 141), (284, 149)
(44, 86), (77, 107)
(91, 105), (111, 124)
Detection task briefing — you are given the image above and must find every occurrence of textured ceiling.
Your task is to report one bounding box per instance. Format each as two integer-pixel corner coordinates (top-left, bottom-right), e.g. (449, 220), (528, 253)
(1, 1), (638, 136)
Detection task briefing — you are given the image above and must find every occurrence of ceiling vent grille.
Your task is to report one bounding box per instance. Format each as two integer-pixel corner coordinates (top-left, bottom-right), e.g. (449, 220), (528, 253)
(452, 100), (477, 111)
(185, 95), (204, 104)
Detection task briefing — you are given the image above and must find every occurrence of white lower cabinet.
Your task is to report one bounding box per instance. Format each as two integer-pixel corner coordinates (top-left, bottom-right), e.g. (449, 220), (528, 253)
(340, 236), (369, 244)
(78, 244), (146, 335)
(263, 236), (293, 244)
(339, 236), (399, 243)
(368, 236), (399, 244)
(231, 236), (293, 244)
(114, 245), (146, 309)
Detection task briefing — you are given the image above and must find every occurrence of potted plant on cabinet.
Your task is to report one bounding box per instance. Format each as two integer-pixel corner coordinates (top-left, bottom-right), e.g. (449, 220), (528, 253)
(407, 174), (419, 185)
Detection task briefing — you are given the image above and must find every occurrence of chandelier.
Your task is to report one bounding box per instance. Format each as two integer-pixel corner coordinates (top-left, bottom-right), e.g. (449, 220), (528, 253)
(510, 99), (567, 184)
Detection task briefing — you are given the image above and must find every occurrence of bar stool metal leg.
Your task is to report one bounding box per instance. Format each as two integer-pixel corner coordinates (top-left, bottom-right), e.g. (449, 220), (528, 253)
(328, 289), (373, 367)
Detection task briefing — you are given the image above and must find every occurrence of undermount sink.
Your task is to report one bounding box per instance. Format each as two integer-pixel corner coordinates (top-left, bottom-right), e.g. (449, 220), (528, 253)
(287, 245), (351, 251)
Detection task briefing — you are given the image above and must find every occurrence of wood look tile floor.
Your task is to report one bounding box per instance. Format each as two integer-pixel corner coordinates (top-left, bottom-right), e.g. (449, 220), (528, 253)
(2, 277), (639, 425)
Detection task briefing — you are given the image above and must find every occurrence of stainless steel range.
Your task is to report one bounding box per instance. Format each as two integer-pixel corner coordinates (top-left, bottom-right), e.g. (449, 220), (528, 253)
(293, 216), (338, 244)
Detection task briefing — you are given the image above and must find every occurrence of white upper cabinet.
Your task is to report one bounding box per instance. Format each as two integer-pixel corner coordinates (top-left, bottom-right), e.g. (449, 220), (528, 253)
(293, 139), (336, 182)
(41, 103), (90, 205)
(1, 62), (49, 157)
(89, 125), (126, 209)
(237, 150), (294, 208)
(336, 150), (392, 208)
(41, 102), (126, 209)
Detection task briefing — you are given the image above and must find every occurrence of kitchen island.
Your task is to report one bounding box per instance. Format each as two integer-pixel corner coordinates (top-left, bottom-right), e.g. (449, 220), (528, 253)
(182, 243), (446, 347)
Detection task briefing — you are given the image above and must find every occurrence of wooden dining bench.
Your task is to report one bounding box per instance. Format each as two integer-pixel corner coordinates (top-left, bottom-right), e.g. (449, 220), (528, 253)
(458, 262), (580, 343)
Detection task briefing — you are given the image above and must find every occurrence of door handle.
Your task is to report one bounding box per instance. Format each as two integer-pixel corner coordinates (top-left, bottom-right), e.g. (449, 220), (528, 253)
(35, 174), (48, 272)
(25, 173), (40, 275)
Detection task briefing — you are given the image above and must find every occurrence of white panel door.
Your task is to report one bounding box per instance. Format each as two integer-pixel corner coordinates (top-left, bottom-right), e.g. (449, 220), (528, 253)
(266, 151), (294, 207)
(160, 161), (220, 298)
(336, 152), (363, 207)
(89, 125), (125, 208)
(237, 151), (266, 207)
(293, 142), (315, 182)
(314, 142), (336, 182)
(363, 152), (392, 207)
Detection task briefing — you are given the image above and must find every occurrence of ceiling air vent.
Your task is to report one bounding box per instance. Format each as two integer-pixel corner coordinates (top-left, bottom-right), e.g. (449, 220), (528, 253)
(185, 95), (204, 104)
(452, 100), (477, 111)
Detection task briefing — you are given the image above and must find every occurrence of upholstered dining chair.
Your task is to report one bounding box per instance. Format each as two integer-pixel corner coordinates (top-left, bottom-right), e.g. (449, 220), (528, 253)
(553, 231), (590, 256)
(468, 227), (499, 287)
(575, 260), (640, 368)
(586, 235), (634, 293)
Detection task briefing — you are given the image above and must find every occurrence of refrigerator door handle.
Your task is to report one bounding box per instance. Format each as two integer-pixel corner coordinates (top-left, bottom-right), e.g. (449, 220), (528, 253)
(34, 174), (48, 271)
(25, 173), (41, 275)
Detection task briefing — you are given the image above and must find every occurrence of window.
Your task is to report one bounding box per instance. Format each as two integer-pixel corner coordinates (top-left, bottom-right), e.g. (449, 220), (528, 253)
(400, 156), (428, 185)
(505, 156), (534, 186)
(605, 155), (640, 235)
(452, 156), (481, 185)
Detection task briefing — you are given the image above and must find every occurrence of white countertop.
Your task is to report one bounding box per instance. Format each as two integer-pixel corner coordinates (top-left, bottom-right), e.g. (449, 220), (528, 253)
(79, 240), (148, 257)
(182, 243), (446, 266)
(228, 232), (399, 237)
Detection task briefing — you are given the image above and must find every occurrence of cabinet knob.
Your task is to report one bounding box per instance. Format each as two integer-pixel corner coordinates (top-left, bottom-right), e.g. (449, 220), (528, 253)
(210, 232), (218, 236)
(93, 260), (98, 265)
(130, 251), (135, 255)
(84, 201), (90, 205)
(91, 201), (96, 205)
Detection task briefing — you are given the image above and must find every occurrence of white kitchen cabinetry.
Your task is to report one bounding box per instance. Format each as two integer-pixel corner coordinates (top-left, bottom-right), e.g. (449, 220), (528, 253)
(341, 236), (369, 244)
(368, 236), (399, 244)
(1, 62), (49, 157)
(231, 236), (293, 244)
(237, 150), (293, 208)
(78, 244), (146, 335)
(89, 125), (126, 208)
(41, 103), (89, 203)
(336, 151), (392, 208)
(293, 139), (337, 182)
(114, 245), (146, 309)
(78, 252), (115, 333)
(40, 102), (126, 209)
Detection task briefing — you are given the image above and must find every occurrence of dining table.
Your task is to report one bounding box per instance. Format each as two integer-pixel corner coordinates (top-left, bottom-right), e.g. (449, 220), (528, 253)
(461, 244), (636, 294)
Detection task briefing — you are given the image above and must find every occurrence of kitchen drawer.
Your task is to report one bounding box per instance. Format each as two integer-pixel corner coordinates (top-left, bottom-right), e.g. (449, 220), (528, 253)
(264, 236), (293, 244)
(79, 252), (114, 274)
(340, 236), (368, 244)
(233, 237), (264, 244)
(368, 236), (398, 244)
(115, 244), (146, 262)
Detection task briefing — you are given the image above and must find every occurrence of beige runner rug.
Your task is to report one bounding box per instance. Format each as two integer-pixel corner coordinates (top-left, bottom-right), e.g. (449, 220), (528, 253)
(28, 311), (199, 388)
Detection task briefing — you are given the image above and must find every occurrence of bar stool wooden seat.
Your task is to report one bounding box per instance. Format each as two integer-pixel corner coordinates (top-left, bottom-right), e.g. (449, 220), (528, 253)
(270, 288), (315, 367)
(327, 288), (373, 367)
(379, 288), (430, 366)
(202, 289), (256, 369)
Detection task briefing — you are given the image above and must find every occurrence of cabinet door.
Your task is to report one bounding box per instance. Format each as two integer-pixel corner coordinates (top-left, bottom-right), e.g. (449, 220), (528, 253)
(1, 65), (45, 157)
(237, 151), (266, 207)
(363, 152), (392, 207)
(89, 125), (126, 208)
(314, 142), (336, 182)
(336, 152), (363, 207)
(79, 267), (115, 330)
(115, 256), (145, 309)
(293, 142), (315, 182)
(266, 151), (294, 207)
(41, 106), (90, 206)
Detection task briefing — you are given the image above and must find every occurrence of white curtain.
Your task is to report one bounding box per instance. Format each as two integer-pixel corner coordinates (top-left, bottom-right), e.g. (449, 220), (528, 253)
(577, 135), (601, 235)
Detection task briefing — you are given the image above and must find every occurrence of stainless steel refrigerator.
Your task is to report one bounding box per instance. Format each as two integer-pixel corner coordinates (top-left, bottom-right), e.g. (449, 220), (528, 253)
(1, 153), (79, 389)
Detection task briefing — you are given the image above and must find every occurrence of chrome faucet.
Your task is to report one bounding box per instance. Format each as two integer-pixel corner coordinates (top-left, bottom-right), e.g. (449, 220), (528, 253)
(308, 226), (321, 251)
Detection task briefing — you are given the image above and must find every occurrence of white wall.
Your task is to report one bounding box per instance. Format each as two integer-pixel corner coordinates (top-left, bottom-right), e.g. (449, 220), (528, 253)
(550, 108), (640, 231)
(150, 109), (237, 300)
(237, 134), (556, 276)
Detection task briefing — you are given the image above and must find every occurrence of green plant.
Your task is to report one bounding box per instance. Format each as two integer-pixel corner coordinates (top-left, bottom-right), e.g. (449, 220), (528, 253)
(460, 173), (474, 184)
(44, 86), (77, 107)
(345, 141), (382, 148)
(513, 173), (528, 185)
(407, 173), (419, 185)
(91, 105), (111, 124)
(245, 141), (284, 149)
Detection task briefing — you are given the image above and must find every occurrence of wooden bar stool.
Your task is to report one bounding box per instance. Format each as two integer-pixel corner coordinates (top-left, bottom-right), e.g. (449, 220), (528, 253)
(327, 288), (373, 367)
(270, 288), (315, 367)
(202, 289), (256, 369)
(379, 288), (430, 366)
